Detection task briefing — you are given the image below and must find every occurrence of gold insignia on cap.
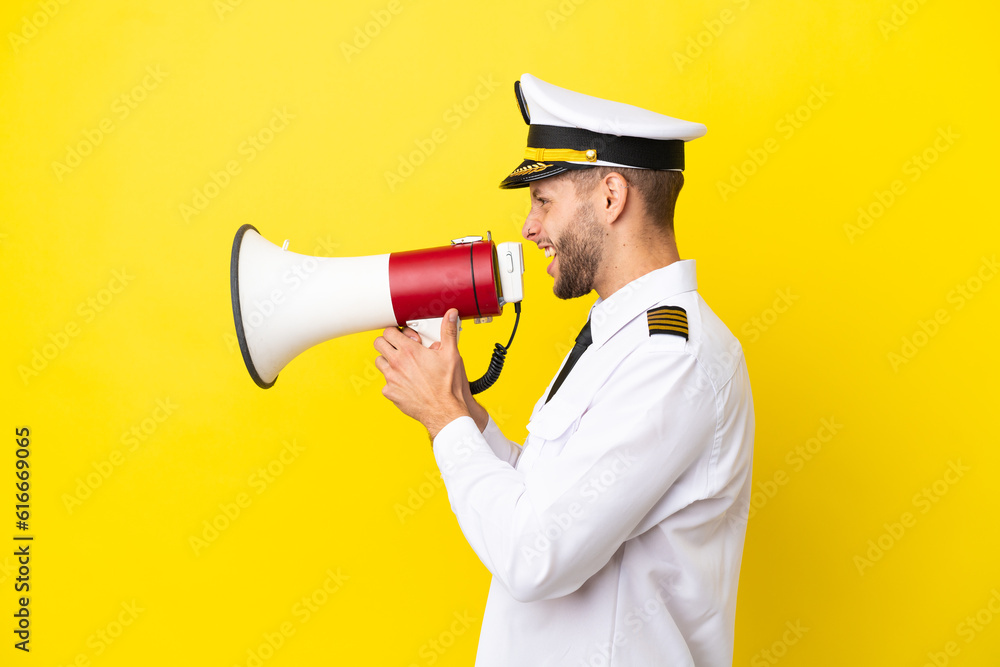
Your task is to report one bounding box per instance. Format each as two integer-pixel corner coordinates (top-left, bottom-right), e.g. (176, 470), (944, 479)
(647, 306), (688, 340)
(509, 162), (553, 177)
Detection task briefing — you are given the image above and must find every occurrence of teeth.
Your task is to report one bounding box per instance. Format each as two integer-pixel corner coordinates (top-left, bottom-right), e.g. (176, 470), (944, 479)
(544, 247), (555, 258)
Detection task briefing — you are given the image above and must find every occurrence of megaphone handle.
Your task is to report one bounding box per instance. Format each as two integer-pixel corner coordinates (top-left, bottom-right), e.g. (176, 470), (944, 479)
(405, 317), (462, 349)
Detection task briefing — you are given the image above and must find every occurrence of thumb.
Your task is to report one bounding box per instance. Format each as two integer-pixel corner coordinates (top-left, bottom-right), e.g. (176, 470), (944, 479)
(440, 308), (460, 349)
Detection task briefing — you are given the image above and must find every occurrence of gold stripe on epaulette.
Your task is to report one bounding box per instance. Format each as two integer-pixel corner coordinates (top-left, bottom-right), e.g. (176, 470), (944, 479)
(648, 314), (687, 324)
(647, 306), (688, 340)
(649, 324), (688, 334)
(649, 321), (688, 330)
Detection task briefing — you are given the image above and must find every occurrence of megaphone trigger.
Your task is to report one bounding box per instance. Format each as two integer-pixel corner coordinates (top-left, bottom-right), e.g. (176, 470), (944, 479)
(404, 317), (462, 349)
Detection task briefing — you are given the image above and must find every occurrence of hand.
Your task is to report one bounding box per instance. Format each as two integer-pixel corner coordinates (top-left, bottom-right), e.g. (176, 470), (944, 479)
(374, 309), (471, 439)
(398, 322), (490, 433)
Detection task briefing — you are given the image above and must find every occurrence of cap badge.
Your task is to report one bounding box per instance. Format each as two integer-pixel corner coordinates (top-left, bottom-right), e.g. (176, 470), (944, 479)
(508, 162), (553, 177)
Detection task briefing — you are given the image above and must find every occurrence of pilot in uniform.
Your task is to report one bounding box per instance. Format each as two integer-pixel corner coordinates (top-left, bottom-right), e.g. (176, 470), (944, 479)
(417, 74), (754, 666)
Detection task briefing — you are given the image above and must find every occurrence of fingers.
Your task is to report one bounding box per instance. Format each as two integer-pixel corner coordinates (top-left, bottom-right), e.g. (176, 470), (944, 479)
(440, 309), (460, 350)
(373, 343), (401, 402)
(375, 326), (417, 356)
(399, 326), (421, 343)
(373, 333), (396, 357)
(374, 325), (423, 384)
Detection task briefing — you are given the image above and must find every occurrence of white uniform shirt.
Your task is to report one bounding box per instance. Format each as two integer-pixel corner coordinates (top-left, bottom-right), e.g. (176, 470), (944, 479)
(433, 260), (754, 666)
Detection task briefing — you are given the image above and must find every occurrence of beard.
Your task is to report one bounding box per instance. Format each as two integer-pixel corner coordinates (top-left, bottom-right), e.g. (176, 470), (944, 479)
(552, 200), (605, 300)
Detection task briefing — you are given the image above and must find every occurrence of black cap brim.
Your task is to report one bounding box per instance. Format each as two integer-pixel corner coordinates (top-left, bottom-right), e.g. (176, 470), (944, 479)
(498, 160), (594, 189)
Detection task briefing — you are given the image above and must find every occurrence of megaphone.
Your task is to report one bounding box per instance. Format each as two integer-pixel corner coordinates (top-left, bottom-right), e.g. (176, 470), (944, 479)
(230, 224), (524, 390)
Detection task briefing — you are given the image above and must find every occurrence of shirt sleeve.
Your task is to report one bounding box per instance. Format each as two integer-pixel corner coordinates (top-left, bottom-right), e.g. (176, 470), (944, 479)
(432, 348), (718, 603)
(480, 416), (522, 467)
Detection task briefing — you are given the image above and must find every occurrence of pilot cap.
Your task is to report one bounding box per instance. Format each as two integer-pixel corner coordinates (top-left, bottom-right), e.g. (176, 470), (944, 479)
(499, 73), (706, 189)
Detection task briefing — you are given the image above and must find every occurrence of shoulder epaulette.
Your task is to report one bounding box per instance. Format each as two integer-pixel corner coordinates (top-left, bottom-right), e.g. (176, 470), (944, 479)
(647, 306), (688, 340)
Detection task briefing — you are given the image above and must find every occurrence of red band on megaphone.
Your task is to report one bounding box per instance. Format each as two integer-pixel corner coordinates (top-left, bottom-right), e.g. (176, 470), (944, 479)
(388, 240), (501, 324)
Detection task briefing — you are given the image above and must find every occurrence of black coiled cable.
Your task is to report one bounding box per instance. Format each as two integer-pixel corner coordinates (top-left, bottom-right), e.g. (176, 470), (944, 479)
(469, 302), (521, 395)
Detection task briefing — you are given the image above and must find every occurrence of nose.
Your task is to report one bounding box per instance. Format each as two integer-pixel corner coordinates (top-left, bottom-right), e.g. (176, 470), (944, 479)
(522, 210), (540, 241)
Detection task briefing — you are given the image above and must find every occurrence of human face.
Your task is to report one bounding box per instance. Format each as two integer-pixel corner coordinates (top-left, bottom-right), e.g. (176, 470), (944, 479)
(522, 177), (605, 300)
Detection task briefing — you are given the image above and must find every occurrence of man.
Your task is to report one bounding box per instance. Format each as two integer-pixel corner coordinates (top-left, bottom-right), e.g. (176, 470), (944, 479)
(374, 73), (754, 666)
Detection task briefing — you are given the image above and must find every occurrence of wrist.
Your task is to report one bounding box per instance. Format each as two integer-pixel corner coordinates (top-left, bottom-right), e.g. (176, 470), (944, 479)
(424, 399), (470, 440)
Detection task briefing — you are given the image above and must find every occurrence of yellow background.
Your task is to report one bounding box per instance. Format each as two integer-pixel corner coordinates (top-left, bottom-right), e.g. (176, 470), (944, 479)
(2, 0), (998, 664)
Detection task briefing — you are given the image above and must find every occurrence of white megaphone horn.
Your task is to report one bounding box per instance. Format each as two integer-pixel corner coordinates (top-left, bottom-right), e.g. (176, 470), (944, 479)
(230, 225), (524, 390)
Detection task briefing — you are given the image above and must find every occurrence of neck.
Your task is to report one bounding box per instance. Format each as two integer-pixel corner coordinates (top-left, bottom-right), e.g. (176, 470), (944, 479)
(594, 226), (679, 299)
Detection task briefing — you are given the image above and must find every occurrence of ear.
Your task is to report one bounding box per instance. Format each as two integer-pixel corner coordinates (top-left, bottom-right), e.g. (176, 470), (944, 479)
(599, 171), (629, 224)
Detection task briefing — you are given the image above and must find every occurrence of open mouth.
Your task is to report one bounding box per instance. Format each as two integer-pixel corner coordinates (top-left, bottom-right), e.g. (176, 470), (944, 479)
(540, 244), (557, 275)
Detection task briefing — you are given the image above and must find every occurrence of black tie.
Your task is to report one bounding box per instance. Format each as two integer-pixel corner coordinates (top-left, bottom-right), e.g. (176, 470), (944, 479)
(545, 318), (593, 403)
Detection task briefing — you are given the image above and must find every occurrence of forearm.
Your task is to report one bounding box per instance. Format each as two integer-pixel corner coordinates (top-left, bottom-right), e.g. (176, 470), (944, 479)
(433, 417), (648, 602)
(433, 351), (716, 602)
(466, 394), (490, 432)
(454, 391), (522, 466)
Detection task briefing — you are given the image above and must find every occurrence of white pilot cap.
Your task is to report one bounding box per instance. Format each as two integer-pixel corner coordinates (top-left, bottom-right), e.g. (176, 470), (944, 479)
(500, 73), (706, 189)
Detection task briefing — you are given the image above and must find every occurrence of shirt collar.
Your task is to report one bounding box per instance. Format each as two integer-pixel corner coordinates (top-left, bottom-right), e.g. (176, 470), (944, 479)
(587, 259), (698, 348)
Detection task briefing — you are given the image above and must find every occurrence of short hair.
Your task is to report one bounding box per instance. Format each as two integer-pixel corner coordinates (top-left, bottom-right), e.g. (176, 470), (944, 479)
(564, 167), (684, 231)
